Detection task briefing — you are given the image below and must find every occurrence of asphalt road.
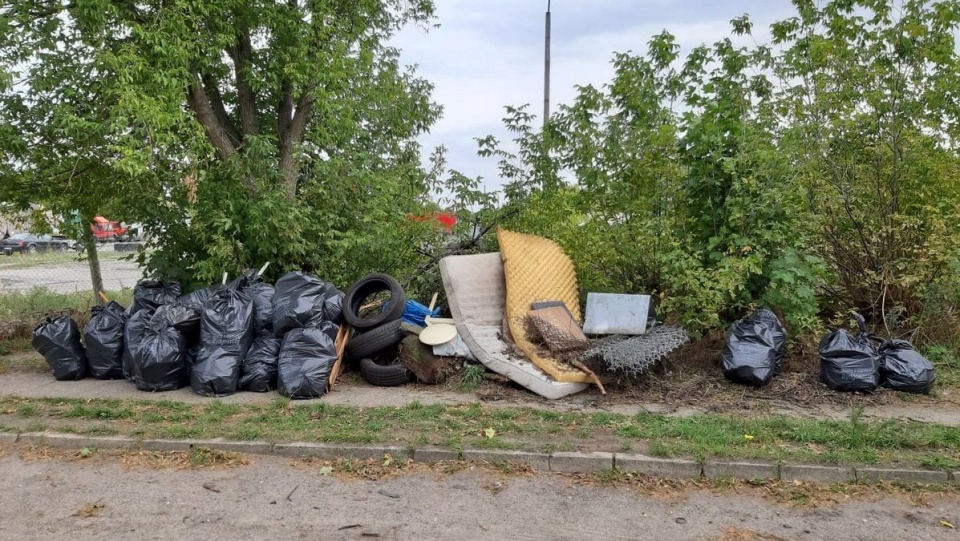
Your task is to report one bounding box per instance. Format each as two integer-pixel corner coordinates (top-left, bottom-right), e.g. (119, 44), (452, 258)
(0, 250), (142, 293)
(0, 452), (956, 541)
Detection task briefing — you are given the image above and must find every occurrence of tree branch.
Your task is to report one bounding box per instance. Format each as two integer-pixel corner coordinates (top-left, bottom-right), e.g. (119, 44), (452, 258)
(228, 25), (259, 136)
(278, 89), (315, 198)
(201, 73), (242, 148)
(186, 73), (238, 160)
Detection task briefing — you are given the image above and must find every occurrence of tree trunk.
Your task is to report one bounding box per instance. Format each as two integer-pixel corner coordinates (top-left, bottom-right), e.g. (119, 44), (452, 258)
(81, 213), (105, 305)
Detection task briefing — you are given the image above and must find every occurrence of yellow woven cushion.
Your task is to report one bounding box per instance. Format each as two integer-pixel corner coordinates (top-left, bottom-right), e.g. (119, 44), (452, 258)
(497, 228), (591, 383)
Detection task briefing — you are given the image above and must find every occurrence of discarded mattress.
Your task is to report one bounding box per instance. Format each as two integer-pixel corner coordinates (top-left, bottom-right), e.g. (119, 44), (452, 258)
(496, 229), (592, 384)
(440, 252), (587, 399)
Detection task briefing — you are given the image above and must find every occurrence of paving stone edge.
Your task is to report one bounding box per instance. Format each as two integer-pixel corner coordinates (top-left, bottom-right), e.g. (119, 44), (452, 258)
(1, 431), (955, 485)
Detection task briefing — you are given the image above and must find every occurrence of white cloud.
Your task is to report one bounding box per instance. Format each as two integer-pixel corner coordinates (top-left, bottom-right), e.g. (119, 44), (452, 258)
(392, 0), (797, 190)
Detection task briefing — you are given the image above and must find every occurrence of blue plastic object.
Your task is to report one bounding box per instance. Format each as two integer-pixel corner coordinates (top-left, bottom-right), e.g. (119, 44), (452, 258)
(401, 299), (440, 327)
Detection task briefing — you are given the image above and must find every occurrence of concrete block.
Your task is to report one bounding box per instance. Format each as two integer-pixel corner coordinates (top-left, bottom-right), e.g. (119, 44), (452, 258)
(0, 432), (19, 445)
(550, 451), (614, 473)
(856, 468), (949, 484)
(203, 439), (273, 456)
(704, 460), (778, 480)
(41, 433), (137, 451)
(272, 442), (409, 461)
(614, 454), (701, 479)
(139, 439), (200, 452)
(15, 432), (47, 446)
(953, 472), (960, 483)
(780, 464), (855, 484)
(413, 447), (462, 463)
(462, 449), (551, 471)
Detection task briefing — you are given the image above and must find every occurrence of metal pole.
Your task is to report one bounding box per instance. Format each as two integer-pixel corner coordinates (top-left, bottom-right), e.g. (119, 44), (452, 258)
(543, 0), (551, 127)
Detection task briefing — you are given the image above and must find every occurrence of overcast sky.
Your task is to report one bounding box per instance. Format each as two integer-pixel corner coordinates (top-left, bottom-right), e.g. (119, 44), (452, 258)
(392, 0), (798, 192)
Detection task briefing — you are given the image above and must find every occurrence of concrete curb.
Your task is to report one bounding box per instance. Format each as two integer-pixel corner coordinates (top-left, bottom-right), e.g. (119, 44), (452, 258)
(1, 431), (956, 485)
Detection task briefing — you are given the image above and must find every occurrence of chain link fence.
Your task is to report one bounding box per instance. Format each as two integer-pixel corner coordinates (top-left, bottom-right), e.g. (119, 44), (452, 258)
(0, 243), (142, 296)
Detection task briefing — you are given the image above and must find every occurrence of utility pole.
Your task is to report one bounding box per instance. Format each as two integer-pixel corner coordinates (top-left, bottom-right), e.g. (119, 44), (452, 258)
(543, 0), (551, 127)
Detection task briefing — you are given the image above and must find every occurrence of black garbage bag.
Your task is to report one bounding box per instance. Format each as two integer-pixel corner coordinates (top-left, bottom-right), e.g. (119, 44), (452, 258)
(323, 287), (345, 325)
(721, 308), (786, 387)
(245, 282), (275, 334)
(272, 272), (343, 337)
(131, 321), (187, 392)
(32, 315), (87, 381)
(879, 339), (936, 394)
(83, 301), (127, 379)
(152, 303), (201, 345)
(754, 309), (786, 374)
(176, 285), (218, 312)
(122, 309), (153, 380)
(819, 314), (880, 392)
(240, 332), (281, 392)
(183, 343), (201, 384)
(128, 279), (181, 316)
(277, 326), (337, 399)
(227, 268), (260, 291)
(190, 287), (254, 396)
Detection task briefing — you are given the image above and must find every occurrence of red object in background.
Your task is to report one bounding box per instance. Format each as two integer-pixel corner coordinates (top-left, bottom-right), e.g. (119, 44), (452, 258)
(91, 216), (127, 241)
(408, 212), (457, 233)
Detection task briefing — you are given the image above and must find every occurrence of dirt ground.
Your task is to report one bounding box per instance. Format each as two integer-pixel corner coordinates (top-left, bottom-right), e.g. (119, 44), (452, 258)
(1, 448), (958, 541)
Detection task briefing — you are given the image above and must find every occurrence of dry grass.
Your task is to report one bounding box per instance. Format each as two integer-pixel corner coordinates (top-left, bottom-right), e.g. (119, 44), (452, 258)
(713, 527), (788, 541)
(72, 501), (105, 518)
(582, 470), (960, 509)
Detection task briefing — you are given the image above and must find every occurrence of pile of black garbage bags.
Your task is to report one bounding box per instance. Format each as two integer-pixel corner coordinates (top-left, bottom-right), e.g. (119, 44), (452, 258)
(721, 309), (936, 394)
(31, 270), (344, 399)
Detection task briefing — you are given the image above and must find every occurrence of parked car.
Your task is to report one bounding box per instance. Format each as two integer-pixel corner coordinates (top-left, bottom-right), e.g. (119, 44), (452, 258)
(1, 233), (72, 255)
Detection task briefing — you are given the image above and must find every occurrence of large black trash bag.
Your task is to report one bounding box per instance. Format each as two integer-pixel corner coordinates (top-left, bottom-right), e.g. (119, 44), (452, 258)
(245, 282), (275, 334)
(277, 327), (337, 399)
(754, 309), (787, 374)
(83, 301), (127, 379)
(240, 332), (281, 392)
(131, 321), (187, 392)
(152, 303), (201, 344)
(191, 287), (254, 396)
(227, 268), (260, 291)
(128, 279), (181, 316)
(879, 339), (936, 394)
(122, 310), (153, 380)
(323, 287), (345, 325)
(272, 272), (343, 337)
(32, 315), (87, 381)
(819, 314), (880, 392)
(721, 308), (787, 387)
(183, 343), (201, 384)
(176, 285), (218, 312)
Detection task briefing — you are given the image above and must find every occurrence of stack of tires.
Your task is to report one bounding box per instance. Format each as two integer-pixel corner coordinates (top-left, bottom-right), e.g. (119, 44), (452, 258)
(343, 274), (409, 387)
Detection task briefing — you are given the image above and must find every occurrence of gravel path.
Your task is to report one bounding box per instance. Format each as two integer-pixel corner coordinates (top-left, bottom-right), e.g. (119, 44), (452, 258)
(1, 451), (957, 540)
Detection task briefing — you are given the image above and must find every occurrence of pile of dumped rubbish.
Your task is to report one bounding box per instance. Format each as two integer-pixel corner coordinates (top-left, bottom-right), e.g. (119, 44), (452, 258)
(30, 228), (936, 400)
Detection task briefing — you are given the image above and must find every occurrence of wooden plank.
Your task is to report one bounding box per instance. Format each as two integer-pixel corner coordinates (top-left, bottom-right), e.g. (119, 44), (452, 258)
(327, 324), (351, 392)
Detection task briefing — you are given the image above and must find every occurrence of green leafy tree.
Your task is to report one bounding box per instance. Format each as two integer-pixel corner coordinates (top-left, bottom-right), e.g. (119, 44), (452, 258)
(0, 0), (442, 289)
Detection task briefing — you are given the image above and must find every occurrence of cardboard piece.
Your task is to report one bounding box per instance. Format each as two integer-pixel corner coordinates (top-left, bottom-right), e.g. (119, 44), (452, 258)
(527, 306), (589, 352)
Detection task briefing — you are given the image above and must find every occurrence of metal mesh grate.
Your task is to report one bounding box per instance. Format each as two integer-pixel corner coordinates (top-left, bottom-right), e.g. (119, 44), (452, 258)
(582, 325), (690, 377)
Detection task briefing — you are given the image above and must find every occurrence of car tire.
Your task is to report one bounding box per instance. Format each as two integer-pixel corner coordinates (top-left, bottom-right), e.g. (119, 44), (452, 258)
(346, 319), (406, 360)
(359, 357), (409, 387)
(342, 273), (406, 330)
(26, 244), (37, 254)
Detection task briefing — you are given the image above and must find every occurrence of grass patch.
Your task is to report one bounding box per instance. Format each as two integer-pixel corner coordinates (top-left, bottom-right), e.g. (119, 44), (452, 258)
(0, 250), (127, 271)
(452, 363), (486, 392)
(1, 395), (959, 469)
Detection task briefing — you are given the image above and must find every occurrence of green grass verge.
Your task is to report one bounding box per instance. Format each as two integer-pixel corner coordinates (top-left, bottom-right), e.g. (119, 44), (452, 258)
(0, 251), (128, 271)
(0, 396), (958, 470)
(0, 288), (133, 326)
